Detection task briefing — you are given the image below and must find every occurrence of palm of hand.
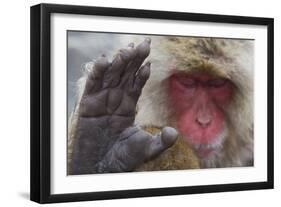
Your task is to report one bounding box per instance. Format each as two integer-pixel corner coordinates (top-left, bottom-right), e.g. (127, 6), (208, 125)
(71, 38), (178, 174)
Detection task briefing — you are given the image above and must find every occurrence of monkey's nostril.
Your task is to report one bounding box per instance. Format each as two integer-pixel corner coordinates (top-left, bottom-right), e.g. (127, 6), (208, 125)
(196, 115), (212, 128)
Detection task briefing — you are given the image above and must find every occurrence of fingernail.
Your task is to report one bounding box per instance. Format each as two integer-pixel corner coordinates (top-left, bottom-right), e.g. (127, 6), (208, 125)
(128, 42), (134, 48)
(145, 37), (151, 44)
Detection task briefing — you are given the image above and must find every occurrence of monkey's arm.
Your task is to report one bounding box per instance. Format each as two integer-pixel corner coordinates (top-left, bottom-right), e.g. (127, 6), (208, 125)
(70, 38), (178, 175)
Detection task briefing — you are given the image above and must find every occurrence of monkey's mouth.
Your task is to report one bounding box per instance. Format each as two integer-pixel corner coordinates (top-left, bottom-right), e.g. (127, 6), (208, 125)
(193, 144), (216, 158)
(189, 130), (226, 158)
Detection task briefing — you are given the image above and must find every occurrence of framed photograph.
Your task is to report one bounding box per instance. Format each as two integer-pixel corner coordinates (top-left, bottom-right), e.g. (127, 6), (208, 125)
(30, 3), (274, 203)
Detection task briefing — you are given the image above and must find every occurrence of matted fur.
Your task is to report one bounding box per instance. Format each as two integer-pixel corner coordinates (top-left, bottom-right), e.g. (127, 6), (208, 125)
(68, 35), (254, 171)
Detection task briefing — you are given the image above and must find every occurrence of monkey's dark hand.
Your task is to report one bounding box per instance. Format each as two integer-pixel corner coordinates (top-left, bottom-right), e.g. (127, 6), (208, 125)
(70, 38), (178, 174)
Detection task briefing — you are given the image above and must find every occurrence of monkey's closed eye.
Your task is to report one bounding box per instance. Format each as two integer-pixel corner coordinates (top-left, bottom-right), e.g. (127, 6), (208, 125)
(208, 78), (227, 88)
(178, 77), (196, 88)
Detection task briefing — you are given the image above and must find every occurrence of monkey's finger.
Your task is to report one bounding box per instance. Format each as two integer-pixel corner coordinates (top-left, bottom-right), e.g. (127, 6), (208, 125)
(84, 55), (110, 95)
(119, 38), (151, 87)
(132, 62), (151, 95)
(145, 127), (178, 161)
(135, 38), (151, 60)
(95, 126), (177, 172)
(120, 43), (136, 62)
(102, 44), (137, 88)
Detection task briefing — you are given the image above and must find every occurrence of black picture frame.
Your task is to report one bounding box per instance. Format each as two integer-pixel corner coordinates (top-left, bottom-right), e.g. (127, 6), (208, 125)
(30, 3), (274, 204)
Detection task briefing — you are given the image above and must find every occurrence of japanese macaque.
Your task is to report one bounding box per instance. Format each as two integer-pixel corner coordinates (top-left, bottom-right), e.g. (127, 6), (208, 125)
(68, 35), (253, 175)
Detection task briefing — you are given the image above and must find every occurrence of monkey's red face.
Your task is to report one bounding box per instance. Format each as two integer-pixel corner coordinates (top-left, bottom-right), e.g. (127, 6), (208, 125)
(168, 72), (233, 158)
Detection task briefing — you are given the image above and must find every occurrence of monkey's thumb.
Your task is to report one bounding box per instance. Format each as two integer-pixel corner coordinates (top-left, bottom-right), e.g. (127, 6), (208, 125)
(146, 127), (178, 161)
(161, 127), (178, 148)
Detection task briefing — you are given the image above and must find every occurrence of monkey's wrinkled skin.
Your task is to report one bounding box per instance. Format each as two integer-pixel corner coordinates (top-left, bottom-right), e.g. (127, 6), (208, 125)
(70, 38), (178, 174)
